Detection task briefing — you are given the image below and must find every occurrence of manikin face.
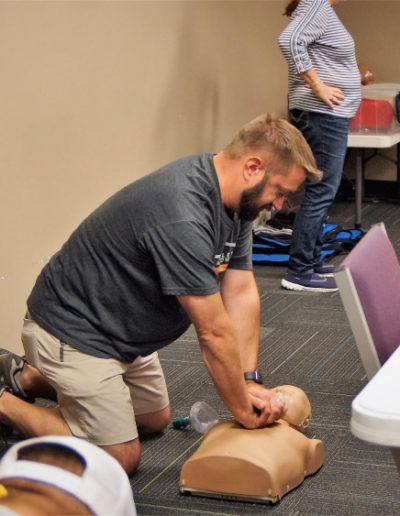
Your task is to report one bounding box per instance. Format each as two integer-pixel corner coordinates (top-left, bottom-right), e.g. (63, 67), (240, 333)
(238, 163), (306, 221)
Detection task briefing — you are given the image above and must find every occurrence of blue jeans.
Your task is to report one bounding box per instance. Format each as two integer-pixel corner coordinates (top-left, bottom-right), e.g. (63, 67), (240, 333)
(288, 109), (350, 276)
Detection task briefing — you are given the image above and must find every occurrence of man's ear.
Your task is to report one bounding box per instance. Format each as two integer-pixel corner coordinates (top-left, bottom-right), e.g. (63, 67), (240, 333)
(243, 156), (265, 183)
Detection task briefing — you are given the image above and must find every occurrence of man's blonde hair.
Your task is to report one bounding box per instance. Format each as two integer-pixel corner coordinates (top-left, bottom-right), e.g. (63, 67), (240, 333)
(223, 114), (322, 182)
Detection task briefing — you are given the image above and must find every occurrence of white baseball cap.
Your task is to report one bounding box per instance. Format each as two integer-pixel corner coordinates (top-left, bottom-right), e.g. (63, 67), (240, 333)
(0, 435), (137, 516)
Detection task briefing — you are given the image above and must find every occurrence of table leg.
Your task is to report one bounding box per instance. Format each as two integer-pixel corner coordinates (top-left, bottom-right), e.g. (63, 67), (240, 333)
(396, 143), (400, 198)
(391, 447), (400, 477)
(355, 148), (363, 229)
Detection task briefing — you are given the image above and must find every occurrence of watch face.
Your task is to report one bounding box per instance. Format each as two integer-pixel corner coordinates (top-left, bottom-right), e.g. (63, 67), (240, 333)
(244, 371), (263, 384)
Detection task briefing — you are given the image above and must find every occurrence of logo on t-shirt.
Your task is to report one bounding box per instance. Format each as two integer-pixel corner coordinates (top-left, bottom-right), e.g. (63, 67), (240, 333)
(214, 241), (236, 274)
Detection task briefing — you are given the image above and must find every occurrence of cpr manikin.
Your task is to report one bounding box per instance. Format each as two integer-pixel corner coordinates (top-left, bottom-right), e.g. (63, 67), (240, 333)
(179, 385), (324, 503)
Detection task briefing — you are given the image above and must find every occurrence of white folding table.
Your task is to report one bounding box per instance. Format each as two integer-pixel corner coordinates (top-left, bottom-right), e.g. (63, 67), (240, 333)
(351, 345), (400, 475)
(347, 128), (400, 228)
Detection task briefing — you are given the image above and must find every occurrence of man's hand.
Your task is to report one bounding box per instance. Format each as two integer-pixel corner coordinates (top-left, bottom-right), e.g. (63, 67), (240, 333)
(235, 383), (287, 428)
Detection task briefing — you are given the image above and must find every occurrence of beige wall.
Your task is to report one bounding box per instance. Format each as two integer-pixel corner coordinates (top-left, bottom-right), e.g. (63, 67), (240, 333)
(338, 0), (400, 84)
(1, 0), (399, 353)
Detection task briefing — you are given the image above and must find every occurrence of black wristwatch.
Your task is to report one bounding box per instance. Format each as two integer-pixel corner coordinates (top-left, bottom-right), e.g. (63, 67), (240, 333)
(244, 370), (263, 384)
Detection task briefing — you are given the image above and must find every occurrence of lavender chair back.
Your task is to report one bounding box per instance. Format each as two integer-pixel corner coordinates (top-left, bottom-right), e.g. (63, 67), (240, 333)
(335, 223), (400, 379)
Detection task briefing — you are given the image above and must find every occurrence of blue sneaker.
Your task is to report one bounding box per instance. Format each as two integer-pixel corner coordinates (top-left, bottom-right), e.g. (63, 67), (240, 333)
(314, 260), (336, 277)
(281, 272), (338, 292)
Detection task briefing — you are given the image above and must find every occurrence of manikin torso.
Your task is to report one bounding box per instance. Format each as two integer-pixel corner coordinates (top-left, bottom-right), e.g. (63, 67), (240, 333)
(179, 385), (324, 503)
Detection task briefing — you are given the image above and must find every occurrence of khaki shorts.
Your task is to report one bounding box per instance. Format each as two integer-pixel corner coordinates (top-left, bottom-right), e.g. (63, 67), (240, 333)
(21, 313), (169, 446)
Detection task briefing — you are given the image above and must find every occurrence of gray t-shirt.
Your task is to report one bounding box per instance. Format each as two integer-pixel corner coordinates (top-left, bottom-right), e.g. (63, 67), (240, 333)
(27, 153), (253, 362)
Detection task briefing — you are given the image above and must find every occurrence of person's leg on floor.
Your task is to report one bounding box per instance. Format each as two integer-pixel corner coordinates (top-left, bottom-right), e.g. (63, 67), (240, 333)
(124, 352), (170, 436)
(282, 110), (350, 292)
(2, 314), (170, 474)
(102, 351), (171, 472)
(0, 392), (71, 436)
(0, 348), (57, 402)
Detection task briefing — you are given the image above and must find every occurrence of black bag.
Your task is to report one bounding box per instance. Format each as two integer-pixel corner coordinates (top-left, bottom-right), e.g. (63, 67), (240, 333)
(252, 223), (364, 265)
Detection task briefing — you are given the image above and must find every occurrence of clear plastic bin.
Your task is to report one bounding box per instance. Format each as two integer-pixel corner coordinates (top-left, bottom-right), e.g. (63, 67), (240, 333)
(349, 83), (400, 134)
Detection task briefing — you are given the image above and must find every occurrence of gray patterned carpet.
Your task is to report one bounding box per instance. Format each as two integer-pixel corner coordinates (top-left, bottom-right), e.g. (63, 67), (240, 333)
(132, 198), (400, 516)
(1, 198), (399, 515)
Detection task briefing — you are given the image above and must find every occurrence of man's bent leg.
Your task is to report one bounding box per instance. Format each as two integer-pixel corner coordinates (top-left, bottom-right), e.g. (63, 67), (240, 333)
(0, 349), (56, 401)
(136, 405), (171, 435)
(0, 391), (71, 437)
(102, 439), (141, 474)
(0, 391), (141, 474)
(106, 404), (171, 474)
(124, 352), (170, 436)
(102, 404), (172, 474)
(18, 363), (58, 401)
(21, 315), (170, 473)
(99, 353), (171, 474)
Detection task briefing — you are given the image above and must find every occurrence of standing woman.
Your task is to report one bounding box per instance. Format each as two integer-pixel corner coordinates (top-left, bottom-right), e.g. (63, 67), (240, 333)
(278, 0), (361, 292)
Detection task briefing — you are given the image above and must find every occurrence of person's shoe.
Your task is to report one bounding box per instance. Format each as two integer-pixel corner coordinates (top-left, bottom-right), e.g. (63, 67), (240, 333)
(281, 272), (338, 292)
(314, 260), (336, 277)
(0, 350), (34, 402)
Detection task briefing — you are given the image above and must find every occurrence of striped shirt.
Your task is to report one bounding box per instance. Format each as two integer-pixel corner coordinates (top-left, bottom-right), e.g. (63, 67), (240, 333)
(278, 0), (361, 118)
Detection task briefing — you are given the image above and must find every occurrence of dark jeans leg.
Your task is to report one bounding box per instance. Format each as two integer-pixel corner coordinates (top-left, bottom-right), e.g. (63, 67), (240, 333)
(288, 109), (350, 276)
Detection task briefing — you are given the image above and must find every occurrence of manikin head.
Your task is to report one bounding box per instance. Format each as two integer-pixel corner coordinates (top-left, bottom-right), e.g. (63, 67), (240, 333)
(272, 385), (312, 428)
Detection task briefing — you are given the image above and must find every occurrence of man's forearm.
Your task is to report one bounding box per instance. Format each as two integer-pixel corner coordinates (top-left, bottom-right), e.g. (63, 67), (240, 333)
(220, 270), (260, 372)
(178, 291), (260, 428)
(198, 326), (255, 426)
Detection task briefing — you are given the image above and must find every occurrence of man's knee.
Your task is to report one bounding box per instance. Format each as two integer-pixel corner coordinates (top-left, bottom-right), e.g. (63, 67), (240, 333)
(101, 405), (171, 474)
(136, 404), (170, 435)
(102, 439), (141, 474)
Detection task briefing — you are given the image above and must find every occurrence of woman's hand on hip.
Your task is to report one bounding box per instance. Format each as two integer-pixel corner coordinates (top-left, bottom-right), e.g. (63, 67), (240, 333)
(309, 80), (345, 110)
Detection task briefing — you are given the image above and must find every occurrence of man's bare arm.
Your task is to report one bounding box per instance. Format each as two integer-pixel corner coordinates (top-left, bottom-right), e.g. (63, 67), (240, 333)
(220, 268), (286, 421)
(178, 291), (284, 427)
